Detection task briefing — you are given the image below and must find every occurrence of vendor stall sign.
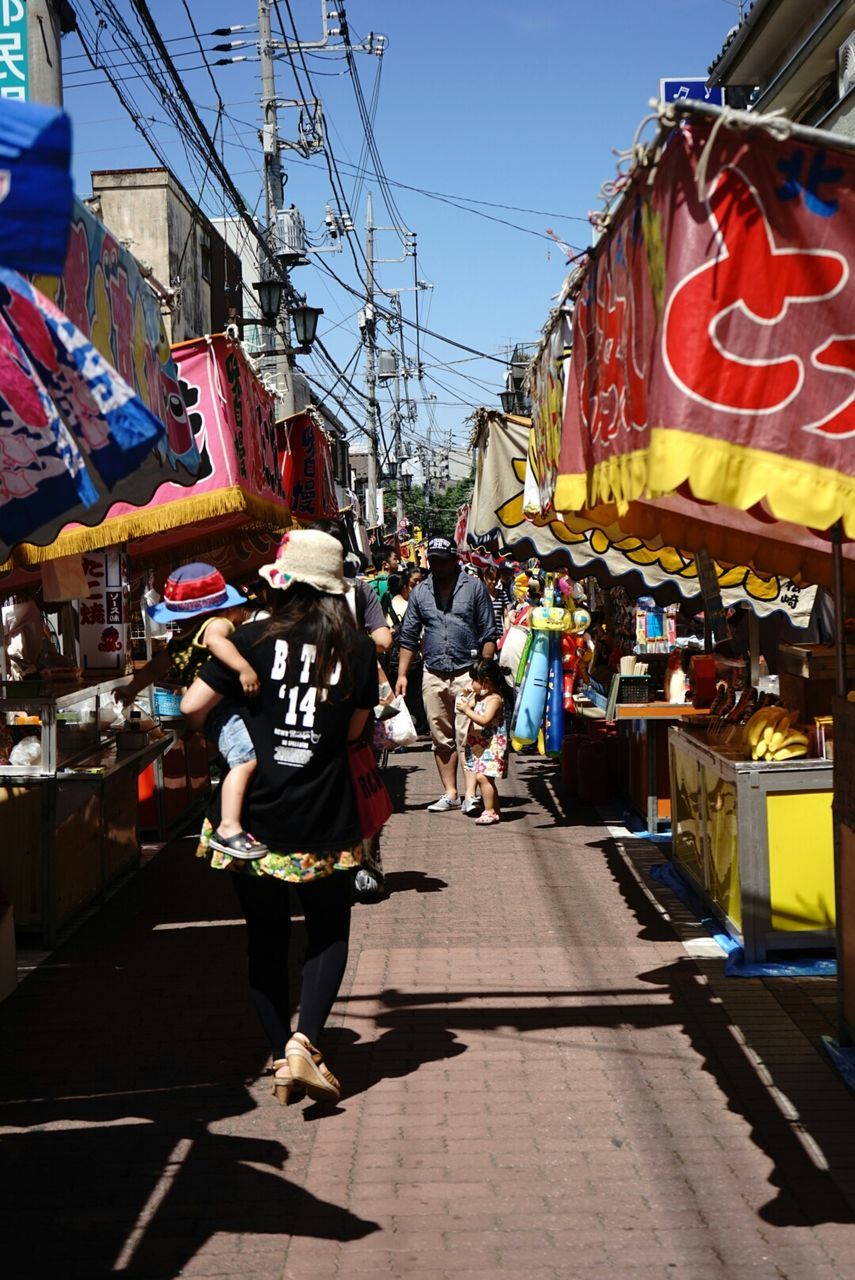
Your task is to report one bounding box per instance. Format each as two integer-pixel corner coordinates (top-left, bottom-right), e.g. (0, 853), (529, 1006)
(528, 313), (571, 519)
(0, 2), (28, 102)
(545, 116), (855, 538)
(77, 549), (129, 672)
(280, 413), (338, 521)
(102, 333), (287, 537)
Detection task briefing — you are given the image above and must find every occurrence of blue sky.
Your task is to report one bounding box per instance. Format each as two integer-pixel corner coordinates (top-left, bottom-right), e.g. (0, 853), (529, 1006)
(62, 1), (743, 449)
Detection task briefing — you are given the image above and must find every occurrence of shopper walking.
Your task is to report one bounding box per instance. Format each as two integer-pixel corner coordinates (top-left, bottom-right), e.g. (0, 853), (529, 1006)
(395, 536), (497, 813)
(384, 566), (427, 734)
(181, 530), (378, 1106)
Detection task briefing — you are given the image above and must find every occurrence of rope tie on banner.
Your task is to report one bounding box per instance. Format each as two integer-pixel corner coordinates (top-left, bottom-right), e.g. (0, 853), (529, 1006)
(649, 99), (796, 205)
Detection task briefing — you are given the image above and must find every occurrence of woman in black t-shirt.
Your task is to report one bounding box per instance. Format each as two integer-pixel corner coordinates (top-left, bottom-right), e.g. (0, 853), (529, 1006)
(181, 530), (378, 1106)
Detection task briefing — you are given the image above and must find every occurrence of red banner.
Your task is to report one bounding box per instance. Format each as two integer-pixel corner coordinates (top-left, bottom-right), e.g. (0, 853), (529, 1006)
(546, 121), (855, 536)
(280, 414), (338, 521)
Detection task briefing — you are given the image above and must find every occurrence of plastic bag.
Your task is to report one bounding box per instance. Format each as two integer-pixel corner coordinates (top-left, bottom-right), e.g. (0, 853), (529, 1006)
(384, 695), (418, 747)
(9, 735), (42, 767)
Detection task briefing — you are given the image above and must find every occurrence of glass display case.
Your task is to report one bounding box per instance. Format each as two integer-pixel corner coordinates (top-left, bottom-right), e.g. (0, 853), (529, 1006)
(0, 676), (172, 945)
(0, 677), (128, 777)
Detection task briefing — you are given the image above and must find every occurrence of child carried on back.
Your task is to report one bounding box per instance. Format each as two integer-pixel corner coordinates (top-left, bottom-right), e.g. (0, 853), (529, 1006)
(115, 562), (267, 859)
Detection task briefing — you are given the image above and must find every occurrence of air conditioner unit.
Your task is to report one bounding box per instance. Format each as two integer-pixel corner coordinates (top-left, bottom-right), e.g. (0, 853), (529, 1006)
(838, 29), (855, 100)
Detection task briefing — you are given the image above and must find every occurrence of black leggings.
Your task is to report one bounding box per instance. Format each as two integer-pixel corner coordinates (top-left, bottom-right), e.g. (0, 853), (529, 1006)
(232, 870), (352, 1060)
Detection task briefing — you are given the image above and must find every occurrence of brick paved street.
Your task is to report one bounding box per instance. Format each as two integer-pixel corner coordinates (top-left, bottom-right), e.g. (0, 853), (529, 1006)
(2, 745), (855, 1278)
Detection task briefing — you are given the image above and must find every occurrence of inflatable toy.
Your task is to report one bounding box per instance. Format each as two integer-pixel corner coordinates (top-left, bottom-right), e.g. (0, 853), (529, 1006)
(511, 629), (550, 744)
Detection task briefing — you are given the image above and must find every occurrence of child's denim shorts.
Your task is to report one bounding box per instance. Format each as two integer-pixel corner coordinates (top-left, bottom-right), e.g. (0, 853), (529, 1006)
(206, 706), (256, 768)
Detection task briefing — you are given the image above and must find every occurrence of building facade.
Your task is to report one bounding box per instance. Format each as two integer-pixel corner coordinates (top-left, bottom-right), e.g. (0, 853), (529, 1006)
(89, 168), (242, 343)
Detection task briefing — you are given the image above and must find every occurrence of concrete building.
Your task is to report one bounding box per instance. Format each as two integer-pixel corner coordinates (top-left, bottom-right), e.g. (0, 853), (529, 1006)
(89, 168), (242, 343)
(708, 0), (855, 132)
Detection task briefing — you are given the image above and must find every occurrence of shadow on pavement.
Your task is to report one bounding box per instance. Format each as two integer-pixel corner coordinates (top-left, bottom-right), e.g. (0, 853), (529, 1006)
(382, 869), (448, 895)
(0, 837), (379, 1279)
(593, 838), (855, 1228)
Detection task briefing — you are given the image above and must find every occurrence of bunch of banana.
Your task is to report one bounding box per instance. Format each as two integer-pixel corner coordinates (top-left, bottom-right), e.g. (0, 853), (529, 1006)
(743, 705), (808, 761)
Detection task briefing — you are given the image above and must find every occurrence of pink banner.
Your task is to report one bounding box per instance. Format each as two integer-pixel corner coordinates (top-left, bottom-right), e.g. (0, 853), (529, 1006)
(96, 333), (288, 536)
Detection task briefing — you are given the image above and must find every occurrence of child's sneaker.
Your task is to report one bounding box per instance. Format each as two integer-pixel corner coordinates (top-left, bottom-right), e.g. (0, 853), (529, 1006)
(209, 829), (268, 859)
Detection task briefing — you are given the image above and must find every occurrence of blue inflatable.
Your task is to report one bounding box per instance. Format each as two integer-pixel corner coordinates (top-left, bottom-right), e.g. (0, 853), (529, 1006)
(512, 630), (550, 744)
(545, 633), (564, 756)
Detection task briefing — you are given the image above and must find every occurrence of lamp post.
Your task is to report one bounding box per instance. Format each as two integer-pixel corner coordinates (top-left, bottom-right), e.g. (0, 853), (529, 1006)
(251, 281), (323, 356)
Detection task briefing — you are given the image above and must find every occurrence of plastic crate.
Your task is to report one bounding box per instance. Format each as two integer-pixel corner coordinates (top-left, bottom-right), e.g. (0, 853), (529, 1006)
(153, 688), (184, 718)
(617, 675), (652, 705)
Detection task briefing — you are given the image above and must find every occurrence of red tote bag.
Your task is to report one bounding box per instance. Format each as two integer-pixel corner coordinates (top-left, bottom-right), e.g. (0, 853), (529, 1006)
(347, 739), (393, 840)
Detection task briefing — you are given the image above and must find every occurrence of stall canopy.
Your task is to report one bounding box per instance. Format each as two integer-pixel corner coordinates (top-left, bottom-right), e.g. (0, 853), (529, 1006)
(469, 409), (816, 623)
(531, 110), (855, 548)
(2, 332), (285, 572)
(1, 197), (200, 568)
(0, 268), (167, 563)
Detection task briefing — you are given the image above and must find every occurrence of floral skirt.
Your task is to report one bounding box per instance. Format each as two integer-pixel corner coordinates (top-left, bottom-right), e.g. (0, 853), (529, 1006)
(196, 819), (363, 883)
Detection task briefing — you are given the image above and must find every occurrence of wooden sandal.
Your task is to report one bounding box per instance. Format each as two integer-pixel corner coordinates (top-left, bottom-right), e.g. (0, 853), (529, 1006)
(285, 1033), (341, 1102)
(271, 1059), (295, 1106)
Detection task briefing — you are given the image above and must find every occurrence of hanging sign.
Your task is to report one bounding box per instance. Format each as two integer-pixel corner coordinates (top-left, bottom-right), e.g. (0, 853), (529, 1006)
(77, 549), (129, 672)
(695, 548), (729, 642)
(659, 78), (724, 106)
(0, 1), (28, 102)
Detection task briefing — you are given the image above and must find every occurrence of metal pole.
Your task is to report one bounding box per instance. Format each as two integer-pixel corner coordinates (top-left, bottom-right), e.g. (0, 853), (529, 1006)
(833, 521), (847, 698)
(364, 192), (378, 530)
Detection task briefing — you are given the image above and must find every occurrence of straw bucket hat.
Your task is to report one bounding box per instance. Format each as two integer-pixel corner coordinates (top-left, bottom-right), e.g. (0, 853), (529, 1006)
(259, 529), (346, 595)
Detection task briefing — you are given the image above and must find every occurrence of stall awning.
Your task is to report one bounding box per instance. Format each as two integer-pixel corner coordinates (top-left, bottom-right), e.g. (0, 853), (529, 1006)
(532, 114), (855, 538)
(469, 410), (816, 623)
(1, 197), (201, 567)
(2, 333), (288, 568)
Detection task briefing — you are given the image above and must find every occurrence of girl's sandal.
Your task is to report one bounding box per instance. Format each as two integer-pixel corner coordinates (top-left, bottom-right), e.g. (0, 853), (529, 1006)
(474, 811), (500, 825)
(285, 1032), (341, 1102)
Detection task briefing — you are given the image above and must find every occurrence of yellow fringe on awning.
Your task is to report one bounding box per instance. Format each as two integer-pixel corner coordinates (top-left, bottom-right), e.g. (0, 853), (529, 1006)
(554, 428), (855, 540)
(1, 487), (291, 569)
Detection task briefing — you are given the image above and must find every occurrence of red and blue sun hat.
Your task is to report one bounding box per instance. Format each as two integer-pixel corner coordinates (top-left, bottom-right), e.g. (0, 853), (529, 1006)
(147, 563), (246, 624)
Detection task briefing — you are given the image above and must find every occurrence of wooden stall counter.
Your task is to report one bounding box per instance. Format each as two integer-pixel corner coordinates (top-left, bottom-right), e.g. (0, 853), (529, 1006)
(615, 703), (708, 833)
(669, 724), (835, 964)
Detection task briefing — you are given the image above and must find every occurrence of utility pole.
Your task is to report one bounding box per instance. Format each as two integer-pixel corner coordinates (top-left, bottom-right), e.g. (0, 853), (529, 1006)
(26, 0), (75, 107)
(363, 192), (378, 531)
(393, 351), (404, 529)
(257, 0), (295, 411)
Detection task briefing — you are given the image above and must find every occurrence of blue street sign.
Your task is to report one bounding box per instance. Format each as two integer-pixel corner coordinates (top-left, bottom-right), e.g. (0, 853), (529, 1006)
(659, 78), (725, 107)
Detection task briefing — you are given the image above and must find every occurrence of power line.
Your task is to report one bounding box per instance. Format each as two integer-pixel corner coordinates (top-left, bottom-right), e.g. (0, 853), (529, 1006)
(313, 256), (507, 364)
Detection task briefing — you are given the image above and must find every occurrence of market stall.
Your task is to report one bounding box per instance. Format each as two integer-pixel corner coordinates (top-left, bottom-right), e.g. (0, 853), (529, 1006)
(469, 408), (818, 828)
(528, 99), (855, 1016)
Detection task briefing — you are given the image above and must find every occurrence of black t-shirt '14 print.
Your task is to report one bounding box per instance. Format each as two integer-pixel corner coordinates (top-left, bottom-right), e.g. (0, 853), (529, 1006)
(200, 620), (377, 853)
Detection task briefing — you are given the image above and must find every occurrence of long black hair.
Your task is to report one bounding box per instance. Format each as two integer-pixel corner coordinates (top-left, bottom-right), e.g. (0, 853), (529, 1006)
(256, 581), (358, 692)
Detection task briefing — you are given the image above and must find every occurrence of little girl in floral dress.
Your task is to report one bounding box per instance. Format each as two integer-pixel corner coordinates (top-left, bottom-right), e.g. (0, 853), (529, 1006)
(458, 658), (511, 825)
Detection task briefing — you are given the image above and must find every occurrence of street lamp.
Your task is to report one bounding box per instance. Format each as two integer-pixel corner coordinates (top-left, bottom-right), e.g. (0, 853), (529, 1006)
(253, 276), (283, 324)
(290, 302), (324, 353)
(499, 389), (519, 415)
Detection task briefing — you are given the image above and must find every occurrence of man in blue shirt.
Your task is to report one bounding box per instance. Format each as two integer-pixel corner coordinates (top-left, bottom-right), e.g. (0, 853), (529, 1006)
(396, 537), (498, 813)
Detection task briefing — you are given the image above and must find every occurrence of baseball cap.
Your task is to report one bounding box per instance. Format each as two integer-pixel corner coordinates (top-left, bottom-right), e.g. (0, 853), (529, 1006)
(426, 536), (457, 558)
